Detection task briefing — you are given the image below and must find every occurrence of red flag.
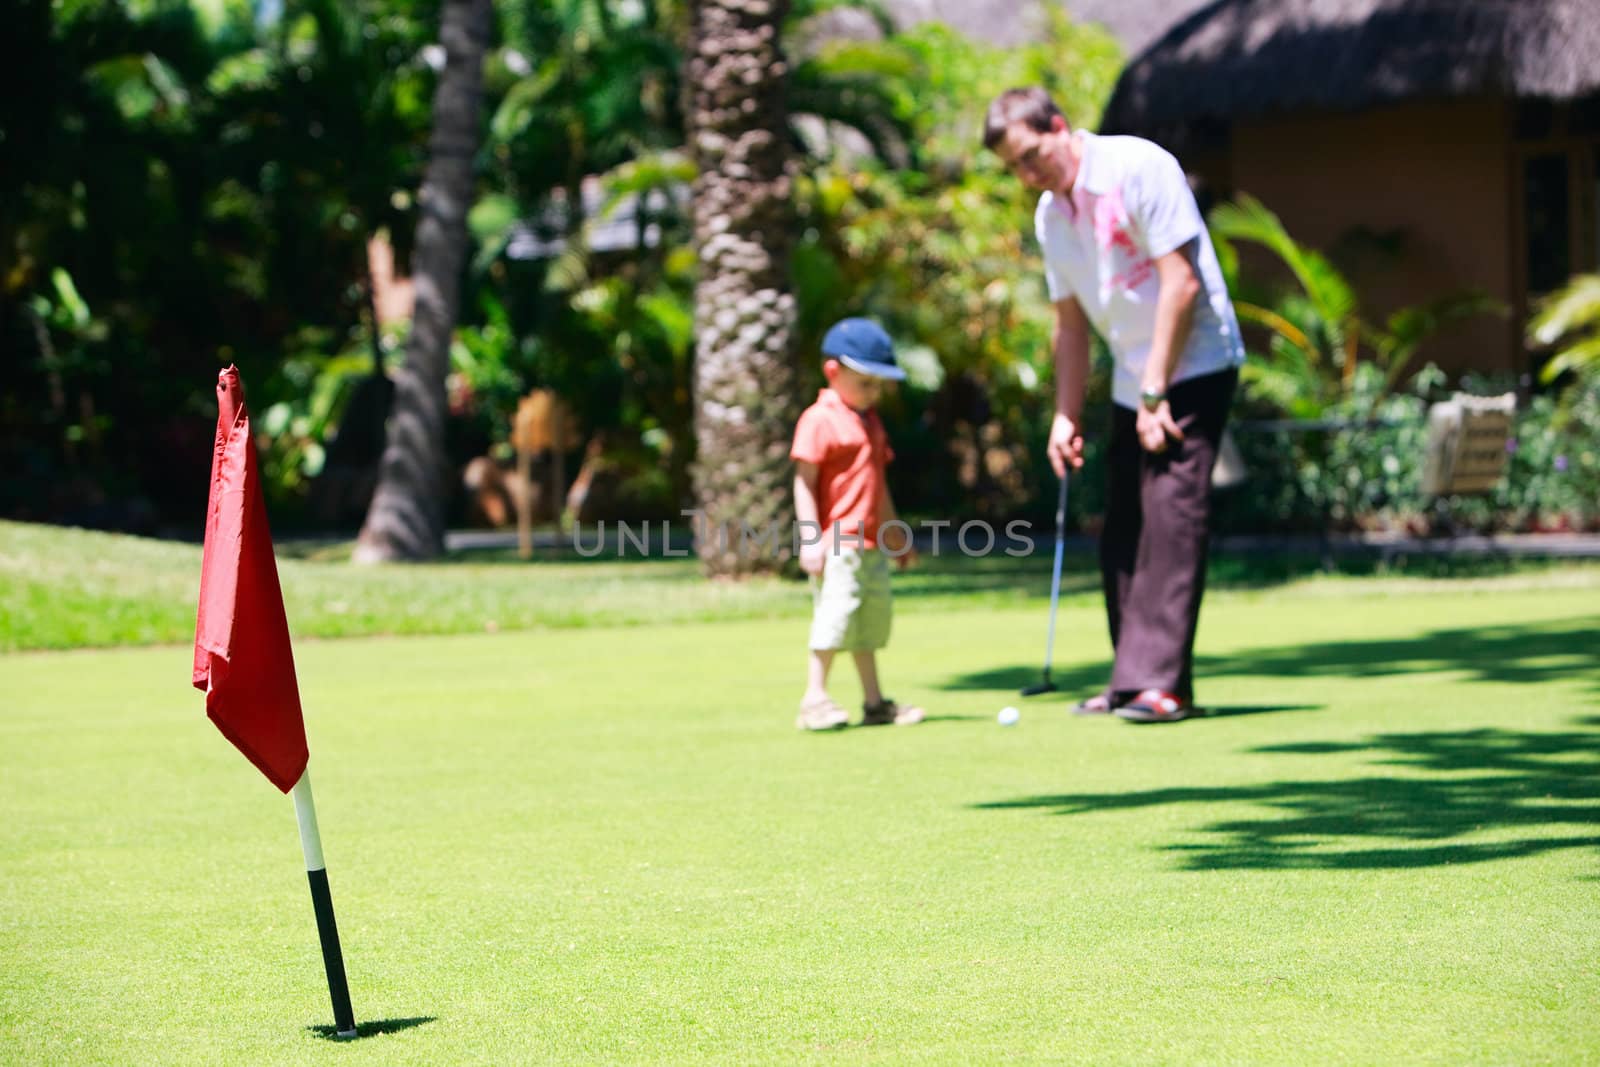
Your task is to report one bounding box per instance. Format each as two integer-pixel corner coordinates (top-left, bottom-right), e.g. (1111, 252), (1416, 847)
(193, 366), (309, 792)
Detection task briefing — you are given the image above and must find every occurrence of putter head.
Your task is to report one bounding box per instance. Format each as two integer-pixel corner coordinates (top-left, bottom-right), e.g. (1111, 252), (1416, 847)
(1019, 679), (1058, 697)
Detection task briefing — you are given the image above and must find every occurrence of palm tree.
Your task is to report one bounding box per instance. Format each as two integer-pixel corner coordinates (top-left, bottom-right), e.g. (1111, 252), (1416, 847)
(685, 0), (799, 577)
(356, 0), (493, 562)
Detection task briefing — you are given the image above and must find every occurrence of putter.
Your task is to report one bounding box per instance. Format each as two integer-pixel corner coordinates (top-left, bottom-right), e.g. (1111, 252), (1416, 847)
(1021, 472), (1069, 696)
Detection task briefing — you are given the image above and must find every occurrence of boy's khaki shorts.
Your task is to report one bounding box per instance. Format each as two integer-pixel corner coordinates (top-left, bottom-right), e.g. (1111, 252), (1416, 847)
(809, 547), (892, 652)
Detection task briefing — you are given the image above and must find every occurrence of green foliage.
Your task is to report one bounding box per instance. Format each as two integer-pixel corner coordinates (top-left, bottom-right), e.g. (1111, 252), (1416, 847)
(1210, 364), (1600, 534)
(1477, 372), (1600, 532)
(3, 0), (1126, 530)
(3, 0), (437, 527)
(1529, 272), (1600, 386)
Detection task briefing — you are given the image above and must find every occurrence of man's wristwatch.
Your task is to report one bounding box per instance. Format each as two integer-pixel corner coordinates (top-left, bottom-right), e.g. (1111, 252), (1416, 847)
(1140, 386), (1166, 411)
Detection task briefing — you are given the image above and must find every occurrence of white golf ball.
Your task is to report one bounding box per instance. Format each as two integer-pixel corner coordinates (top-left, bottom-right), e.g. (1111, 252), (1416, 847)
(997, 706), (1020, 726)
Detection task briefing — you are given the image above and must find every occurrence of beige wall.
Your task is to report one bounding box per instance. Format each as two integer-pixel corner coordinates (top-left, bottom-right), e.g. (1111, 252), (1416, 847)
(1223, 97), (1519, 379)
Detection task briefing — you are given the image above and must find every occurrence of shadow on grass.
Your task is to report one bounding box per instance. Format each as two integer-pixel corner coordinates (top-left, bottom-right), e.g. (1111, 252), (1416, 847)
(977, 720), (1600, 871)
(943, 665), (1088, 693)
(805, 713), (986, 733)
(308, 1016), (436, 1040)
(1201, 551), (1542, 589)
(1193, 617), (1600, 691)
(943, 616), (1600, 696)
(1203, 704), (1322, 718)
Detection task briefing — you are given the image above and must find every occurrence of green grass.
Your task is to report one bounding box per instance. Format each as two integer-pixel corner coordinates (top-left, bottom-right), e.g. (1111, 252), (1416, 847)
(3, 525), (1598, 1063)
(3, 519), (1597, 652)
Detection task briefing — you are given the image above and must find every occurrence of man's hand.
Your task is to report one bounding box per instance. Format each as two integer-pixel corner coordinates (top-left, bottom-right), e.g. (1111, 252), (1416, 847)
(799, 541), (826, 577)
(1047, 412), (1085, 477)
(1136, 399), (1184, 454)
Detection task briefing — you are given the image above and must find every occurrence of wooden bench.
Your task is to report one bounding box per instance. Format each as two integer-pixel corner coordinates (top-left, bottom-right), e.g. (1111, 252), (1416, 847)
(1420, 392), (1516, 499)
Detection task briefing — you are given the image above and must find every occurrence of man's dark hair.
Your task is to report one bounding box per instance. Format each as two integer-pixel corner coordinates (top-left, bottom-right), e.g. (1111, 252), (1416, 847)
(982, 87), (1067, 151)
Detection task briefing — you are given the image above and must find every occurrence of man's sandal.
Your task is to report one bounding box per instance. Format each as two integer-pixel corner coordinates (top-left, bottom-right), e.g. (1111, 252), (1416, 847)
(1114, 688), (1203, 723)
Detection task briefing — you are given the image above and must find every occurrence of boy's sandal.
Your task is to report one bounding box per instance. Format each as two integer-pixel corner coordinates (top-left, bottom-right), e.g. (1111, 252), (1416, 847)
(1072, 691), (1115, 715)
(796, 695), (850, 731)
(862, 698), (925, 726)
(1114, 688), (1202, 724)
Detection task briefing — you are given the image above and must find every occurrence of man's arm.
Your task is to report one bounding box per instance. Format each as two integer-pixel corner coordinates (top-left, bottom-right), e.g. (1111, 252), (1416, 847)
(1047, 295), (1091, 477)
(1138, 245), (1200, 453)
(793, 460), (825, 575)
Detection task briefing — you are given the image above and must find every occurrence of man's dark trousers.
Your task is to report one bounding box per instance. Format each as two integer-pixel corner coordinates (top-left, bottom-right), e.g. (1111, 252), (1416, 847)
(1100, 368), (1237, 702)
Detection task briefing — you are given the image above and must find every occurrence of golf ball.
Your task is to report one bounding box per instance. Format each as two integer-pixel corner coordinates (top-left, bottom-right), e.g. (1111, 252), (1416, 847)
(997, 706), (1020, 726)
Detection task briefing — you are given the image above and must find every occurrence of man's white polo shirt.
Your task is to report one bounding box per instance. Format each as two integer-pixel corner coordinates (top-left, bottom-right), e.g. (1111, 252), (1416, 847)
(1035, 130), (1244, 409)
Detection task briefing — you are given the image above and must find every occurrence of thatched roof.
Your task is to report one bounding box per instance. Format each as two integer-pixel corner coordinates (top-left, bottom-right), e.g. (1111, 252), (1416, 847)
(1102, 0), (1600, 135)
(879, 0), (1213, 53)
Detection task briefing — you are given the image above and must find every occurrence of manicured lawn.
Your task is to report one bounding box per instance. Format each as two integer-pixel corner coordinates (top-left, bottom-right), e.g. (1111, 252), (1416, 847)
(2, 529), (1596, 1063)
(0, 518), (1589, 652)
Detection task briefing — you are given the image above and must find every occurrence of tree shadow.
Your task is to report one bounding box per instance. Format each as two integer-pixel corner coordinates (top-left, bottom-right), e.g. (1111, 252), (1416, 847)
(307, 1016), (437, 1040)
(1193, 618), (1600, 692)
(976, 721), (1600, 871)
(1202, 704), (1322, 718)
(942, 663), (1109, 695)
(942, 616), (1600, 697)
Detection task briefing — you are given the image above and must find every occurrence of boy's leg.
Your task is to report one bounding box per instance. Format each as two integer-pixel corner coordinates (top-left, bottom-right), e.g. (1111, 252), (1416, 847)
(797, 648), (848, 730)
(806, 649), (836, 704)
(798, 552), (852, 730)
(853, 552), (922, 725)
(850, 650), (883, 706)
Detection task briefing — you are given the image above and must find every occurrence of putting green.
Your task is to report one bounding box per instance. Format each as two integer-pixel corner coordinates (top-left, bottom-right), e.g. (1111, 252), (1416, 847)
(2, 579), (1597, 1063)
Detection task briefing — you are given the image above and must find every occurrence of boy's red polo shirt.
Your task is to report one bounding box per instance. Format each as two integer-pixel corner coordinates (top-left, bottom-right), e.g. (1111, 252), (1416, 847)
(790, 388), (894, 548)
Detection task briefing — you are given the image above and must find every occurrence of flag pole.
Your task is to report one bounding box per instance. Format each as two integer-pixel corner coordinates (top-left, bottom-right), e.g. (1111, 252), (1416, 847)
(290, 770), (357, 1038)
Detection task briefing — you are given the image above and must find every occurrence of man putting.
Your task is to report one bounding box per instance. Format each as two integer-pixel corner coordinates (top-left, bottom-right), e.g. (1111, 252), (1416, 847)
(984, 87), (1244, 723)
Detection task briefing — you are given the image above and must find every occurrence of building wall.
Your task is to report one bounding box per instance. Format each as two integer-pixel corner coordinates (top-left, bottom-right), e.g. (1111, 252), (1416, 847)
(1224, 97), (1518, 379)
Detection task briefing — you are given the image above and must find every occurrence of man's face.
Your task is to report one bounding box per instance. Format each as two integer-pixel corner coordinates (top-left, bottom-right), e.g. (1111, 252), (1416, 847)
(995, 117), (1075, 194)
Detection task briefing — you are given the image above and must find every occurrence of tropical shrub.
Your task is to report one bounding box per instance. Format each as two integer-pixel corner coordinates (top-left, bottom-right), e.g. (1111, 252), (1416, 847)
(1206, 364), (1600, 535)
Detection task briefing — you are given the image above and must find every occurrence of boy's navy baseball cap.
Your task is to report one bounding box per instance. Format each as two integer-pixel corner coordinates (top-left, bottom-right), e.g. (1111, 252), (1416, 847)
(821, 318), (906, 381)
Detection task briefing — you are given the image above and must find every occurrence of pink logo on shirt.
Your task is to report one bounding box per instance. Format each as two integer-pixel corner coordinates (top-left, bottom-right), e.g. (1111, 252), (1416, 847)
(1095, 187), (1153, 291)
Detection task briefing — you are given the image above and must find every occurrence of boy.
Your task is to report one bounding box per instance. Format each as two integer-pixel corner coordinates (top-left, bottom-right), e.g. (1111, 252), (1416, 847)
(790, 317), (925, 731)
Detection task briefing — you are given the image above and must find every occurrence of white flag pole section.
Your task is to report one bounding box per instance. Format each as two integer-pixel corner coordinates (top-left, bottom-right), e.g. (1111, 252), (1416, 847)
(290, 770), (357, 1038)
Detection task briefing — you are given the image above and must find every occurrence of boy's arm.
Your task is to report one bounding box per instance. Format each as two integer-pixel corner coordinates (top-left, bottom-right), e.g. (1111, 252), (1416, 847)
(793, 461), (825, 576)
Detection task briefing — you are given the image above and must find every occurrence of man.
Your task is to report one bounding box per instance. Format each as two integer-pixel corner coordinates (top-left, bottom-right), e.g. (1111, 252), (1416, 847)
(983, 87), (1244, 723)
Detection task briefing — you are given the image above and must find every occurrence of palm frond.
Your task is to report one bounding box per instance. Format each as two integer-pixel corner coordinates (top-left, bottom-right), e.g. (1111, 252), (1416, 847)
(1210, 194), (1356, 328)
(1529, 273), (1600, 346)
(1234, 300), (1313, 354)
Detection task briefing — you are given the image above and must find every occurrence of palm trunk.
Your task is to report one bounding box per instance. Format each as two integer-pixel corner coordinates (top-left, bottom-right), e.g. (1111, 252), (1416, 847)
(687, 0), (799, 578)
(354, 0), (491, 562)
